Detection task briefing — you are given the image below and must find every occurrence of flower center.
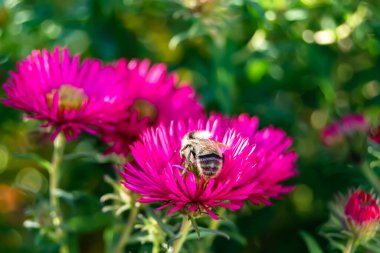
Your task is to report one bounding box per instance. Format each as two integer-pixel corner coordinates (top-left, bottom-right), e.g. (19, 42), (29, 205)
(46, 85), (88, 111)
(132, 99), (157, 122)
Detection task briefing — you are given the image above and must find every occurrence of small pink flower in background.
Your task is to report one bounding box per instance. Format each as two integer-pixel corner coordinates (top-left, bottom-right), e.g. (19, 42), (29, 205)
(369, 126), (380, 145)
(345, 190), (380, 242)
(1, 47), (129, 141)
(321, 114), (369, 146)
(121, 113), (297, 219)
(100, 59), (204, 156)
(321, 122), (344, 146)
(341, 114), (369, 135)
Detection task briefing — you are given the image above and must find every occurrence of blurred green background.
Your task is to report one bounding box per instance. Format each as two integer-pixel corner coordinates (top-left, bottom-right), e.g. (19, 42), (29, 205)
(1, 0), (380, 252)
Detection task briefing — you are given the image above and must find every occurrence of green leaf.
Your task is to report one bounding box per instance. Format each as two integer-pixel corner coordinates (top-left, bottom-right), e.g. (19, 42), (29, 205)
(362, 242), (380, 253)
(186, 227), (230, 241)
(299, 231), (324, 253)
(103, 226), (115, 253)
(219, 219), (246, 245)
(13, 152), (51, 171)
(189, 216), (200, 239)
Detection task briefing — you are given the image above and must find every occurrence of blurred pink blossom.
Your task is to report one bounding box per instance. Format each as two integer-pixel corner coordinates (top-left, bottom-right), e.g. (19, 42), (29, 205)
(1, 47), (129, 141)
(321, 114), (369, 146)
(100, 59), (204, 156)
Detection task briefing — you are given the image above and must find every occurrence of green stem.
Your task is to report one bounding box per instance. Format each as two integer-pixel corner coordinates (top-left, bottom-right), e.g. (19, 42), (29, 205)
(343, 239), (355, 253)
(50, 133), (69, 253)
(205, 209), (225, 249)
(360, 162), (380, 193)
(152, 236), (161, 253)
(172, 216), (192, 253)
(114, 202), (139, 253)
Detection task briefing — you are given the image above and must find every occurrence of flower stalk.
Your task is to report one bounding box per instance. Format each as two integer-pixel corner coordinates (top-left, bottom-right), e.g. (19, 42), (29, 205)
(114, 201), (139, 253)
(205, 208), (225, 248)
(152, 236), (161, 253)
(343, 239), (355, 253)
(172, 216), (192, 253)
(50, 133), (68, 253)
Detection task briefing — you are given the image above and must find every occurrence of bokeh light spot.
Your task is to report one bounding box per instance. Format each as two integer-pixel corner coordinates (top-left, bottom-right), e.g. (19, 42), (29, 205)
(265, 11), (276, 21)
(302, 30), (314, 43)
(0, 184), (22, 213)
(41, 20), (62, 39)
(292, 184), (314, 214)
(285, 9), (308, 21)
(314, 30), (335, 45)
(362, 81), (380, 99)
(15, 167), (43, 194)
(310, 110), (328, 130)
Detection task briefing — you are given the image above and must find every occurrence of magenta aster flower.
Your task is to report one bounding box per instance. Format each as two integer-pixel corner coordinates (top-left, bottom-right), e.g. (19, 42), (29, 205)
(100, 59), (204, 155)
(345, 190), (380, 224)
(121, 113), (297, 219)
(345, 190), (380, 242)
(1, 47), (129, 141)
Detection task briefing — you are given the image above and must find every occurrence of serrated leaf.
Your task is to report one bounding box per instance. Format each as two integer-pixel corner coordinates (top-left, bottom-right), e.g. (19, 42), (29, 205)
(300, 231), (324, 253)
(13, 153), (51, 171)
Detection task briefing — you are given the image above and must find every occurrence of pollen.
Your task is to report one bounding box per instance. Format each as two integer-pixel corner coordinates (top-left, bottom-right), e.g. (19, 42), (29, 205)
(46, 84), (88, 111)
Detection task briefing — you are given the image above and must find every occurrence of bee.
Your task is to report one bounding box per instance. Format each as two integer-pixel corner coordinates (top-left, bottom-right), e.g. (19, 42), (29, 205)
(180, 130), (226, 179)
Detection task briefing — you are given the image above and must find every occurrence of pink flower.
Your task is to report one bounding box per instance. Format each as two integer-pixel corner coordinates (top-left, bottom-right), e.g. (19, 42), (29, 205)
(321, 114), (369, 146)
(321, 122), (344, 146)
(1, 47), (129, 141)
(121, 113), (297, 219)
(100, 59), (204, 155)
(345, 190), (380, 242)
(341, 114), (369, 135)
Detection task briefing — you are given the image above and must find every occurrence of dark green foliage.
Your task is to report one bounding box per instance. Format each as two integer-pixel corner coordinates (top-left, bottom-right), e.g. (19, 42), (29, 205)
(1, 0), (380, 252)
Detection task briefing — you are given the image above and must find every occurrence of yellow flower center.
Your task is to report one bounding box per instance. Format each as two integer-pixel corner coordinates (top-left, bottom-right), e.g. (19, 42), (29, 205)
(46, 85), (88, 111)
(132, 99), (157, 122)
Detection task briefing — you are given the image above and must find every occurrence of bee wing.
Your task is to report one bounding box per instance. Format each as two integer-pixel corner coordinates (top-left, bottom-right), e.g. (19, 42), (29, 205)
(196, 139), (229, 152)
(215, 142), (229, 152)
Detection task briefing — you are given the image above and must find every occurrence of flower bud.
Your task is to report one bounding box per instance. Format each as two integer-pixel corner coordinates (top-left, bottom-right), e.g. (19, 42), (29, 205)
(370, 126), (380, 145)
(345, 190), (380, 242)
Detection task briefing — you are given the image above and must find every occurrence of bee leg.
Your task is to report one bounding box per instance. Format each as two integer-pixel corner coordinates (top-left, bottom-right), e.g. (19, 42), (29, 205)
(182, 161), (188, 175)
(182, 149), (196, 176)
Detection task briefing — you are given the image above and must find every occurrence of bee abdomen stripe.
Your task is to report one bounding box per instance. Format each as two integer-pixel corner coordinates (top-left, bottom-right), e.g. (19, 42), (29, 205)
(198, 154), (222, 160)
(199, 163), (221, 169)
